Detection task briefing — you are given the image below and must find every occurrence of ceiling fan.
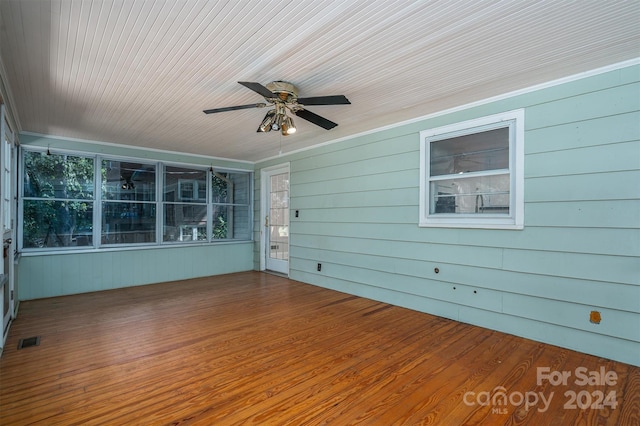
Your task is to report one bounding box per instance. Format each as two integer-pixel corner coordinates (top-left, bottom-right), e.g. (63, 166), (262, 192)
(203, 81), (350, 135)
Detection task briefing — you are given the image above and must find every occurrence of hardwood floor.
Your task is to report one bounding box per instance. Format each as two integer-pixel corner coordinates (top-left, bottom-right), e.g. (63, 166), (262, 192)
(1, 271), (638, 425)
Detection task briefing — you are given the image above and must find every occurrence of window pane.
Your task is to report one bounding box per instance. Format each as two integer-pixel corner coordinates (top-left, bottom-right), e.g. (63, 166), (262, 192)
(4, 141), (12, 231)
(102, 202), (156, 244)
(211, 205), (250, 240)
(231, 173), (250, 204)
(103, 160), (155, 201)
(234, 205), (251, 240)
(430, 127), (509, 176)
(430, 174), (510, 214)
(23, 200), (93, 248)
(163, 204), (207, 242)
(24, 151), (94, 199)
(21, 148), (253, 250)
(212, 171), (250, 204)
(211, 204), (230, 239)
(165, 166), (207, 203)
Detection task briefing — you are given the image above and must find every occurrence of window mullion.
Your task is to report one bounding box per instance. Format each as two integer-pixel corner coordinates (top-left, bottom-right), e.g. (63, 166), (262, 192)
(207, 168), (212, 242)
(428, 168), (510, 182)
(157, 162), (163, 244)
(21, 149), (251, 251)
(94, 155), (102, 249)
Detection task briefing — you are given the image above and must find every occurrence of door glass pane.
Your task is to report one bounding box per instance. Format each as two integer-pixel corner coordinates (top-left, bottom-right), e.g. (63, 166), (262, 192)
(3, 245), (8, 319)
(269, 173), (289, 261)
(3, 278), (9, 321)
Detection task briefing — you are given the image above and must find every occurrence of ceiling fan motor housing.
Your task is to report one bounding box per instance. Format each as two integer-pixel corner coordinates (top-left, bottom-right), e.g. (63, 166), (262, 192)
(266, 81), (298, 102)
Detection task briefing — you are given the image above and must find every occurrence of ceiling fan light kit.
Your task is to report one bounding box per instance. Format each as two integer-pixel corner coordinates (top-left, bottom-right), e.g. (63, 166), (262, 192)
(261, 103), (296, 135)
(258, 110), (276, 132)
(203, 81), (350, 136)
(282, 115), (296, 135)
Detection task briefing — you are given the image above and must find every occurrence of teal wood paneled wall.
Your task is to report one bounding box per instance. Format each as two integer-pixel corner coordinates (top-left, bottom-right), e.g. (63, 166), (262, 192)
(254, 64), (640, 366)
(17, 136), (255, 300)
(18, 242), (254, 300)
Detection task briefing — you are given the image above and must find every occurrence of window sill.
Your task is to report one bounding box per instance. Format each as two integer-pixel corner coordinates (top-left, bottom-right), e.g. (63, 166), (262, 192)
(19, 240), (254, 257)
(419, 218), (523, 230)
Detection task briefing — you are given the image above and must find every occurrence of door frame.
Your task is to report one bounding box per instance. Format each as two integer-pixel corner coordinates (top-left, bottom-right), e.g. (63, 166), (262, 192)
(260, 163), (290, 275)
(1, 104), (16, 349)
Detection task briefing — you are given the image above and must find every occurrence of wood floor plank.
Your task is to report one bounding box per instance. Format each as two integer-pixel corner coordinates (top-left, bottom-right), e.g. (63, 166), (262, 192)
(93, 303), (425, 424)
(231, 319), (476, 425)
(284, 325), (489, 425)
(0, 271), (637, 425)
(369, 333), (527, 425)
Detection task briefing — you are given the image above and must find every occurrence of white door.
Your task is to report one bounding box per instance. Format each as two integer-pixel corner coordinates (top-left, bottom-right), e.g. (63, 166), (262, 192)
(1, 106), (16, 347)
(261, 165), (290, 275)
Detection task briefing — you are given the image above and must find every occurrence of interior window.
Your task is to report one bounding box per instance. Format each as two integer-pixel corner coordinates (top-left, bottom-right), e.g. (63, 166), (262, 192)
(419, 110), (524, 229)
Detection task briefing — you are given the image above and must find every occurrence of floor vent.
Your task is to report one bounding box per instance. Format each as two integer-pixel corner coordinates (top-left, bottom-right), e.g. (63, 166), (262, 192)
(17, 336), (41, 350)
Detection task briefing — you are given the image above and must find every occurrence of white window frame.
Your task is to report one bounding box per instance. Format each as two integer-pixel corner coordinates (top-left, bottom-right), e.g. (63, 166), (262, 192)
(419, 109), (524, 229)
(2, 134), (12, 231)
(19, 147), (253, 253)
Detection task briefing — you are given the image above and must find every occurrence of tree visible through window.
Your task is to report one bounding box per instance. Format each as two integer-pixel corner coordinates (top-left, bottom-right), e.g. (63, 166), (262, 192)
(23, 151), (94, 248)
(211, 171), (251, 240)
(21, 149), (252, 250)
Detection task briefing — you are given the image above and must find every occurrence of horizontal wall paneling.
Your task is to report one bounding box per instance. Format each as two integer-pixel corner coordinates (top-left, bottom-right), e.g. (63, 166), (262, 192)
(256, 63), (640, 365)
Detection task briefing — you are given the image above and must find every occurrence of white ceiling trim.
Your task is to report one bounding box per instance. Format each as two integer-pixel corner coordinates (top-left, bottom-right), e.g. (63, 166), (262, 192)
(257, 58), (640, 164)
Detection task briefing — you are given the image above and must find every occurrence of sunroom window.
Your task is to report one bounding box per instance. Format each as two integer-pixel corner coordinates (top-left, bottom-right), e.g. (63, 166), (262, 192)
(102, 160), (157, 245)
(163, 166), (208, 242)
(22, 151), (94, 248)
(419, 110), (524, 229)
(20, 149), (252, 251)
(211, 171), (251, 240)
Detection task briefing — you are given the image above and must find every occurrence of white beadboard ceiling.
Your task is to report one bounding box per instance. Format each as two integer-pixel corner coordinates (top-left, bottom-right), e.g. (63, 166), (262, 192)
(1, 0), (639, 162)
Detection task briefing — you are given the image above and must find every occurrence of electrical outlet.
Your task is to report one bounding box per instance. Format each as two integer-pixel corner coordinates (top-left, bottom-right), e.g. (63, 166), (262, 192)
(295, 210), (299, 217)
(317, 263), (322, 271)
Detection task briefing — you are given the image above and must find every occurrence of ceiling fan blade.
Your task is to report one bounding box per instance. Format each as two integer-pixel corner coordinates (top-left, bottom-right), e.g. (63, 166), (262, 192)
(296, 95), (350, 105)
(238, 81), (275, 98)
(203, 103), (265, 114)
(295, 109), (338, 130)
